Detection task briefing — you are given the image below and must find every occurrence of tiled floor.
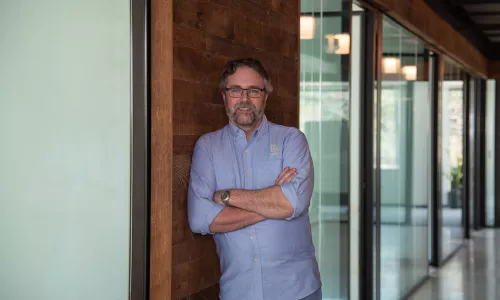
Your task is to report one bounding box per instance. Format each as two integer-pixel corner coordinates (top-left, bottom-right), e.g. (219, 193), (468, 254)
(409, 229), (500, 300)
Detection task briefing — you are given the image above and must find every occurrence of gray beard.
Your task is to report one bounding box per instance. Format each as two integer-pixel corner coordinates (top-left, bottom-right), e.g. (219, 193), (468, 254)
(226, 103), (265, 128)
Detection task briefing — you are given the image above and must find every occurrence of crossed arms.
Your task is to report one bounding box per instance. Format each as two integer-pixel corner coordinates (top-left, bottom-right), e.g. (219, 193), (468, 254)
(209, 168), (297, 233)
(187, 130), (314, 235)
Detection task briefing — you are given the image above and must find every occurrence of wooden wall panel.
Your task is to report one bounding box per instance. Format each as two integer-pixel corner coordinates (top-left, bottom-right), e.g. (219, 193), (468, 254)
(170, 0), (300, 299)
(364, 0), (489, 78)
(150, 0), (173, 300)
(150, 1), (500, 300)
(488, 61), (500, 79)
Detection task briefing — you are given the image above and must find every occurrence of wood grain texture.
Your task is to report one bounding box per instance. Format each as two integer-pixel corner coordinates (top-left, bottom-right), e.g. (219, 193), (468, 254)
(364, 0), (488, 78)
(170, 0), (300, 298)
(150, 0), (174, 299)
(488, 61), (500, 79)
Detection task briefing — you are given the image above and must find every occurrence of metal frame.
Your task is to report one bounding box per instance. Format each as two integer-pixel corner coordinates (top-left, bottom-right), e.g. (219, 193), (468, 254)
(495, 80), (500, 227)
(374, 11), (383, 300)
(477, 79), (487, 229)
(464, 72), (471, 239)
(356, 2), (377, 299)
(343, 1), (353, 298)
(469, 76), (487, 231)
(430, 52), (442, 267)
(129, 0), (150, 299)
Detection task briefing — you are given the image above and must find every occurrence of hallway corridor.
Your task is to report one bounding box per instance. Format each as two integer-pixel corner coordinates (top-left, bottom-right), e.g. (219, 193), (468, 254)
(410, 229), (500, 300)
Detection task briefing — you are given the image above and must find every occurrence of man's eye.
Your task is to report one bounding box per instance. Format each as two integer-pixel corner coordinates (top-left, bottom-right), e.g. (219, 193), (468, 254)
(231, 88), (242, 93)
(248, 89), (259, 94)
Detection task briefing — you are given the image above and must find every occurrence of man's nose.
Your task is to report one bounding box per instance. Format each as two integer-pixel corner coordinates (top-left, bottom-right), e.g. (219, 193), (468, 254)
(240, 90), (249, 101)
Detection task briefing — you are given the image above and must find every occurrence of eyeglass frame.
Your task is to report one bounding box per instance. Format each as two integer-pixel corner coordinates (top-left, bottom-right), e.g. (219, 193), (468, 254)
(224, 86), (266, 98)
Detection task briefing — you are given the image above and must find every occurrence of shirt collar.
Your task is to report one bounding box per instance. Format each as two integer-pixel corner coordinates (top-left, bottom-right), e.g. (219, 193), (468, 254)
(228, 115), (269, 139)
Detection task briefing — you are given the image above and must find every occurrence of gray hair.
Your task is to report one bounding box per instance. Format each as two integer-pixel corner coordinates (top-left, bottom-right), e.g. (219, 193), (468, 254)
(218, 58), (274, 93)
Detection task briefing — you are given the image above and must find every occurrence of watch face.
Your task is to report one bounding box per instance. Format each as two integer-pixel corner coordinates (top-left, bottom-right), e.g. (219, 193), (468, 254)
(221, 190), (230, 206)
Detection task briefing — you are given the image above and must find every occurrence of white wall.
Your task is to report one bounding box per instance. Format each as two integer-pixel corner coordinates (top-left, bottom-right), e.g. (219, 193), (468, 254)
(0, 1), (131, 299)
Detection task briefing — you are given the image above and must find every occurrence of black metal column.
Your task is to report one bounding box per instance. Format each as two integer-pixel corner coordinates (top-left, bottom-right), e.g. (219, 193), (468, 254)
(464, 73), (471, 239)
(495, 80), (500, 227)
(477, 79), (487, 229)
(430, 53), (442, 267)
(359, 7), (377, 300)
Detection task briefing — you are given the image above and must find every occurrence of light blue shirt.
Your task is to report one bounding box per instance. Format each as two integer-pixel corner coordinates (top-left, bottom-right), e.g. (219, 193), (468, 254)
(187, 116), (321, 300)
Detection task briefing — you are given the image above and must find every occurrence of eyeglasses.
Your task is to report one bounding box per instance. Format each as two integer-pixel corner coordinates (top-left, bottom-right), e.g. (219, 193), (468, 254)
(225, 87), (265, 98)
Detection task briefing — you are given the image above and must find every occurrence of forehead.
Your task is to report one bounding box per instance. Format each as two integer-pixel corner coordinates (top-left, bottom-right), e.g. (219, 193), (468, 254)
(226, 67), (265, 87)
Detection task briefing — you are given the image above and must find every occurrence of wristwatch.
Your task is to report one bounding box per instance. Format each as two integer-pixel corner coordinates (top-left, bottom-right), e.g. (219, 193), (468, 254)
(221, 190), (231, 206)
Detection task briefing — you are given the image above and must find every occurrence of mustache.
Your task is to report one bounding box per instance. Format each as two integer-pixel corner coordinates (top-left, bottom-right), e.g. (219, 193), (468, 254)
(234, 103), (257, 111)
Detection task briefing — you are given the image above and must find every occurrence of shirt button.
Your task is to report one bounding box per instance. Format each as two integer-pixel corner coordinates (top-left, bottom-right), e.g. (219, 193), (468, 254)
(254, 258), (259, 262)
(245, 149), (248, 153)
(250, 236), (253, 240)
(247, 169), (251, 173)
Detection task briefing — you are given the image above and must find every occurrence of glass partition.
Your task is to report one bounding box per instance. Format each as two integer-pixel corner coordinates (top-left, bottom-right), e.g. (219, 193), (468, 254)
(486, 80), (496, 226)
(378, 16), (430, 300)
(300, 0), (351, 298)
(440, 58), (465, 259)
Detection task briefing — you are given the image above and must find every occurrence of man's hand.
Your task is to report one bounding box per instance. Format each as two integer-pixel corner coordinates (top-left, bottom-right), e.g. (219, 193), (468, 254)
(213, 167), (297, 204)
(275, 166), (297, 185)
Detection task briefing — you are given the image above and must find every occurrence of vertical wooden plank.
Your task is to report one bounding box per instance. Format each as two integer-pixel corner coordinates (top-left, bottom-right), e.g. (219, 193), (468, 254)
(150, 0), (174, 299)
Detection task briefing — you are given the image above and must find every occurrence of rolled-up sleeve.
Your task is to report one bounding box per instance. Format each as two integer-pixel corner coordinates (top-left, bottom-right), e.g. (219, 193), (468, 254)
(280, 129), (314, 220)
(187, 136), (224, 235)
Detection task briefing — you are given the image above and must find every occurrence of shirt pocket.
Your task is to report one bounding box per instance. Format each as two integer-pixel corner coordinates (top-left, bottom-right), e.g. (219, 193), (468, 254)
(256, 158), (284, 188)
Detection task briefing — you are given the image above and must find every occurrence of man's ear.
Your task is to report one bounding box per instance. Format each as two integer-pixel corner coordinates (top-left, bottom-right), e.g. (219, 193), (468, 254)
(221, 91), (226, 103)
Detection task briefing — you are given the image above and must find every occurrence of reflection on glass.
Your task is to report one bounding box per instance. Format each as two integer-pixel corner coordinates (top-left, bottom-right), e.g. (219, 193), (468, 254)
(300, 0), (351, 299)
(486, 80), (496, 226)
(440, 58), (465, 259)
(468, 78), (476, 230)
(379, 16), (430, 300)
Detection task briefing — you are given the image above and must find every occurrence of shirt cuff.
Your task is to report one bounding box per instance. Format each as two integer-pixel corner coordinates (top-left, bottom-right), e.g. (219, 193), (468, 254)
(204, 202), (225, 235)
(280, 181), (299, 220)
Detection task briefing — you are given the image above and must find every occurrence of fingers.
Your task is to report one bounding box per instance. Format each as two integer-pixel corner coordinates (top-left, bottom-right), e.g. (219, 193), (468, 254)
(275, 167), (292, 184)
(274, 167), (288, 184)
(281, 169), (297, 184)
(275, 167), (297, 185)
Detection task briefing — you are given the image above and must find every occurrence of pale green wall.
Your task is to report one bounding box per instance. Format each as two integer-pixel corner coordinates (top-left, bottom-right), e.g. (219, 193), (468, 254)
(0, 1), (131, 299)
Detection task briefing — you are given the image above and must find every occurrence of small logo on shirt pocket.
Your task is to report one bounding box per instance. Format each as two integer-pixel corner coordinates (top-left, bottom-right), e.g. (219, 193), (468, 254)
(270, 144), (279, 155)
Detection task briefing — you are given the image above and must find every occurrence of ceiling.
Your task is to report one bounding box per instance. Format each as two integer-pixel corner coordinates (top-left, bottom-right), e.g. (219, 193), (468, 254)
(424, 0), (500, 60)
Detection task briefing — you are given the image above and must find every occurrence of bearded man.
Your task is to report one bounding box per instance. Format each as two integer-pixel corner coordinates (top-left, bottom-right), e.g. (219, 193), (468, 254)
(187, 58), (322, 300)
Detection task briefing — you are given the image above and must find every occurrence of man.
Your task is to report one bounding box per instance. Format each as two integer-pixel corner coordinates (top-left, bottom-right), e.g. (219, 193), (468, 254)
(187, 58), (321, 300)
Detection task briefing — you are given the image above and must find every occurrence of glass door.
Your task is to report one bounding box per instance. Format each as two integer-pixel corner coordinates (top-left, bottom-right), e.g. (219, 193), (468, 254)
(299, 1), (352, 299)
(375, 15), (431, 300)
(440, 58), (466, 260)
